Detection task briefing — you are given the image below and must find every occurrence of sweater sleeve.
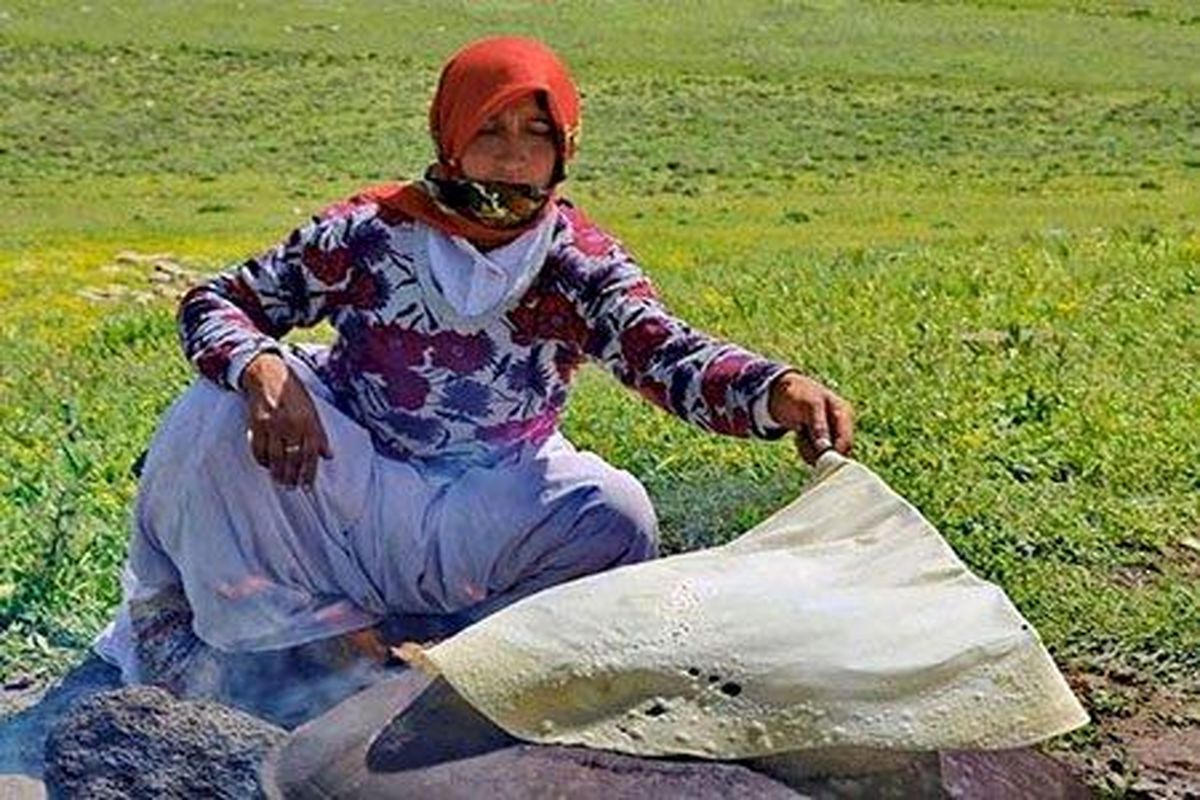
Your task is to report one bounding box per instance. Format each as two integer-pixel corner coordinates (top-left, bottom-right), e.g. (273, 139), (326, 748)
(178, 203), (377, 389)
(561, 211), (793, 439)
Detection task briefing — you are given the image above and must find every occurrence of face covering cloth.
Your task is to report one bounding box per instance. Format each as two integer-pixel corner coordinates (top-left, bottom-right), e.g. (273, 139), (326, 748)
(401, 452), (1087, 759)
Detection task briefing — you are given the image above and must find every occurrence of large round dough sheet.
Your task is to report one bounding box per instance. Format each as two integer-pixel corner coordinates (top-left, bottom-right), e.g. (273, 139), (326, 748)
(413, 453), (1087, 759)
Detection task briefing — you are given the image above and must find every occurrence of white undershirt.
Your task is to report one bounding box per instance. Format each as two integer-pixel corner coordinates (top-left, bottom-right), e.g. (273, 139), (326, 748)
(422, 212), (557, 318)
(423, 209), (783, 431)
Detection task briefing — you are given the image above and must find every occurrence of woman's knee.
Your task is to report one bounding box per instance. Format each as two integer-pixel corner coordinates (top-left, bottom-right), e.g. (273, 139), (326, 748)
(155, 379), (251, 466)
(586, 469), (659, 564)
(135, 381), (251, 499)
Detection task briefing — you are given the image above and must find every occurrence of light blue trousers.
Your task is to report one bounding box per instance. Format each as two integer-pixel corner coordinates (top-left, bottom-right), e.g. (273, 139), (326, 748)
(99, 352), (658, 674)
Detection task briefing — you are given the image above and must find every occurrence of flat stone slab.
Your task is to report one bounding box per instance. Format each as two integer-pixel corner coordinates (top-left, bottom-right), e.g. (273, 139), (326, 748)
(263, 670), (1091, 799)
(263, 670), (801, 799)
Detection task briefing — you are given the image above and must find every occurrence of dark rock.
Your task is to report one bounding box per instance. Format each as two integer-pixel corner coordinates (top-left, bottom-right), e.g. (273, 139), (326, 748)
(754, 745), (1093, 798)
(365, 675), (520, 770)
(263, 670), (803, 799)
(265, 670), (1095, 800)
(0, 656), (121, 780)
(44, 685), (286, 799)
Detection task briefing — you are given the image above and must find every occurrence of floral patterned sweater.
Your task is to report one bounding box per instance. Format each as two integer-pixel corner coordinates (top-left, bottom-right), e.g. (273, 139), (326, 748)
(179, 189), (792, 467)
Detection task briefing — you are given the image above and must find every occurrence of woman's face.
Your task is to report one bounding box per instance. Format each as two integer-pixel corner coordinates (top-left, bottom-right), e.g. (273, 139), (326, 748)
(458, 93), (558, 188)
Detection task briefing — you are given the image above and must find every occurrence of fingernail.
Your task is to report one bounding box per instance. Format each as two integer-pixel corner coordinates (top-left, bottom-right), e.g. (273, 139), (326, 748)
(814, 437), (833, 452)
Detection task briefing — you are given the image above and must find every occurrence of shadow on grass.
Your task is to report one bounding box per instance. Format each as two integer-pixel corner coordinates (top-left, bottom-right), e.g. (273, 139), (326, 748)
(651, 468), (807, 555)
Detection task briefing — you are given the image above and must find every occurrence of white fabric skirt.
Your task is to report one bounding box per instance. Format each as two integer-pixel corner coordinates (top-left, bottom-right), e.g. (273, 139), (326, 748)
(96, 350), (657, 681)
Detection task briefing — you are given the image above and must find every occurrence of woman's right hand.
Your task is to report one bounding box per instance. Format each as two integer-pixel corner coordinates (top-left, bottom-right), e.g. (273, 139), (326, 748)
(241, 352), (333, 488)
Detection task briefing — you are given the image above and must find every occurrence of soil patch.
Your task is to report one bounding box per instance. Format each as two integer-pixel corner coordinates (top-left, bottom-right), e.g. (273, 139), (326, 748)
(1051, 669), (1200, 798)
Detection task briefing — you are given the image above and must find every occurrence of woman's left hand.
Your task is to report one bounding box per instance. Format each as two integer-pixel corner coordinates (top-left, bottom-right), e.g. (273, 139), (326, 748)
(767, 371), (855, 465)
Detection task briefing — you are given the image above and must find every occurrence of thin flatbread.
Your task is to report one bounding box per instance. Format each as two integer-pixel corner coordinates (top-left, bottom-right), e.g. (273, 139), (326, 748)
(415, 453), (1088, 759)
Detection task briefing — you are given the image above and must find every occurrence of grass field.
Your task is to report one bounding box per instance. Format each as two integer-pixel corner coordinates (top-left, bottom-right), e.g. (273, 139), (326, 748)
(1, 0), (1198, 790)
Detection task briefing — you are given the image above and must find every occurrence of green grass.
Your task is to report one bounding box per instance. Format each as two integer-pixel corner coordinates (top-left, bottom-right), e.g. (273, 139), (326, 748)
(1, 0), (1197, 737)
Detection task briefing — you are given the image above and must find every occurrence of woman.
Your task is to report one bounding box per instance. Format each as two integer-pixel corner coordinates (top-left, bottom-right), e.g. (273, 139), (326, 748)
(96, 36), (853, 714)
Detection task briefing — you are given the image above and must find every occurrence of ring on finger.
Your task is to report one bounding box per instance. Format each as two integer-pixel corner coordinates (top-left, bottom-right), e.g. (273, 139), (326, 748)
(283, 443), (302, 454)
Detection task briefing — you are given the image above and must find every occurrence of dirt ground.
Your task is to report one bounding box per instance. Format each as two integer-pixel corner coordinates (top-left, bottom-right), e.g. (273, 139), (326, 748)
(1048, 670), (1200, 798)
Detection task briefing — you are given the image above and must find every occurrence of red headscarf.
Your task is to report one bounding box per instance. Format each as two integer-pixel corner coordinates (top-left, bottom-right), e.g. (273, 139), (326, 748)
(366, 36), (581, 248)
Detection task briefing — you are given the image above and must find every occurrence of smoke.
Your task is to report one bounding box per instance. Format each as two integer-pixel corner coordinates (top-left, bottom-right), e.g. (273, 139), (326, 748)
(130, 586), (406, 730)
(175, 638), (400, 730)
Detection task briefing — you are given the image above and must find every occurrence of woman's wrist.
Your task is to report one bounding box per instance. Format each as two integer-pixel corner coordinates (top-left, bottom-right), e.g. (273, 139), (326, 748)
(766, 369), (806, 425)
(240, 351), (287, 395)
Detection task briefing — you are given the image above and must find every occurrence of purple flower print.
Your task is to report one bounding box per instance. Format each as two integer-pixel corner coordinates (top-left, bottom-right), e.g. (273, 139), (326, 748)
(553, 346), (583, 382)
(619, 316), (671, 374)
(384, 411), (444, 444)
(701, 351), (753, 410)
(383, 369), (430, 410)
(279, 262), (312, 318)
(359, 325), (429, 370)
(430, 330), (494, 374)
(348, 220), (392, 266)
(506, 353), (549, 396)
(443, 379), (492, 417)
(331, 268), (390, 310)
(302, 244), (352, 285)
(195, 341), (234, 385)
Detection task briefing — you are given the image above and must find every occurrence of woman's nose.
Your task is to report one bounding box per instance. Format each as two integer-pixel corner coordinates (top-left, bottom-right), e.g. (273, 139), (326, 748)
(494, 132), (530, 165)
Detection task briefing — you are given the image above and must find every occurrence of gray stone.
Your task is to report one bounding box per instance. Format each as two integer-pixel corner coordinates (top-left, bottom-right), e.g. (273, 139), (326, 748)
(264, 670), (1094, 800)
(44, 685), (286, 799)
(0, 656), (121, 780)
(262, 670), (803, 799)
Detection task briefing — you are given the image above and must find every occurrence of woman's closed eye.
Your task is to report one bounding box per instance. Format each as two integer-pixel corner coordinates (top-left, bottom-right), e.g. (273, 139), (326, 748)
(475, 116), (552, 137)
